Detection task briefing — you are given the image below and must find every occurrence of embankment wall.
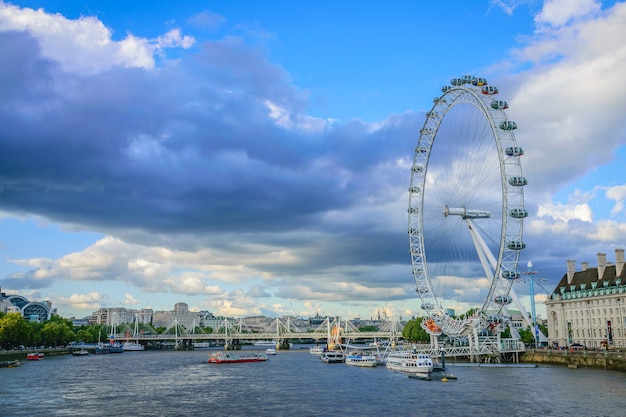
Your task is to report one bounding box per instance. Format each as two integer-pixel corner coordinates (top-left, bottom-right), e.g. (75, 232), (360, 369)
(521, 349), (626, 372)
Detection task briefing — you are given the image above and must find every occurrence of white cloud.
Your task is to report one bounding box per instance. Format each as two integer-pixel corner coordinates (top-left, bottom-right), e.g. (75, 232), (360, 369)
(56, 292), (103, 311)
(0, 2), (194, 73)
(535, 0), (601, 28)
(536, 201), (593, 223)
(587, 219), (626, 242)
(162, 273), (224, 295)
(264, 100), (328, 133)
(124, 293), (139, 305)
(605, 184), (626, 216)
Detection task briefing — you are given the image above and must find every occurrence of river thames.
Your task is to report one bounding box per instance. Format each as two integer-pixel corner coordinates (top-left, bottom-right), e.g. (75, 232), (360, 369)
(1, 346), (625, 417)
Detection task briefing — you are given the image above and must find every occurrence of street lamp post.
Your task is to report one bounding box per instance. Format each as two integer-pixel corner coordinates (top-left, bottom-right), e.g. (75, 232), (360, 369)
(524, 261), (539, 347)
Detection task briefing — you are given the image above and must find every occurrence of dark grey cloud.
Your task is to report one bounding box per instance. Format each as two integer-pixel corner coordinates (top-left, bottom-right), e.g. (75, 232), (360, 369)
(0, 30), (420, 299)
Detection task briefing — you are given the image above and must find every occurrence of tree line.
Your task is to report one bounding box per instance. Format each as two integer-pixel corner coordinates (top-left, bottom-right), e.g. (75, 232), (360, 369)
(0, 312), (216, 350)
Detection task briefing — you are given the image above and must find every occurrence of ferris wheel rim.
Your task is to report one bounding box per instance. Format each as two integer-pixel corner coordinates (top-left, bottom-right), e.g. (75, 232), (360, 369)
(407, 77), (526, 337)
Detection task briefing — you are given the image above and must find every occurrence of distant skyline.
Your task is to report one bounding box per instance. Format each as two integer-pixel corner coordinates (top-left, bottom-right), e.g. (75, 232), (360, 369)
(1, 0), (625, 321)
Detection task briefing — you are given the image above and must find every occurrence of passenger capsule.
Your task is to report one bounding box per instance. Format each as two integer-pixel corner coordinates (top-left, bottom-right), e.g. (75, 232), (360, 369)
(450, 78), (464, 86)
(505, 146), (524, 156)
(494, 295), (512, 305)
(421, 303), (435, 311)
(502, 270), (521, 280)
(441, 85), (453, 93)
(490, 100), (508, 110)
(509, 208), (528, 218)
(472, 77), (488, 86)
(481, 85), (499, 95)
(486, 315), (501, 323)
(507, 240), (526, 250)
(461, 75), (475, 84)
(499, 120), (517, 130)
(508, 176), (528, 186)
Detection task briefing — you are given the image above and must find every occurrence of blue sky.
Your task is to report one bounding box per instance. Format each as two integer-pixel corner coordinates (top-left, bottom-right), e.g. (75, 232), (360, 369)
(0, 0), (625, 322)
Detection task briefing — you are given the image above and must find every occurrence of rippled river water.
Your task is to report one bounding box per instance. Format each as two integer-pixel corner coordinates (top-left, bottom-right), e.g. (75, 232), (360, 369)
(1, 346), (625, 417)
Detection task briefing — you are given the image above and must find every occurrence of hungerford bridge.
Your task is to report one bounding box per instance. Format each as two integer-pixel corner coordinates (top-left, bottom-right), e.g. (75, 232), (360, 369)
(109, 316), (526, 362)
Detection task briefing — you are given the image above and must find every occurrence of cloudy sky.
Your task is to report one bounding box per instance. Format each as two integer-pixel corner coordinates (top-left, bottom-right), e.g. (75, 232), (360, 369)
(0, 0), (625, 322)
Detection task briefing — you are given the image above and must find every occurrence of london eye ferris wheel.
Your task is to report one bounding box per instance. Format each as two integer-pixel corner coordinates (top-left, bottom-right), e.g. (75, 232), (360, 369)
(408, 75), (527, 338)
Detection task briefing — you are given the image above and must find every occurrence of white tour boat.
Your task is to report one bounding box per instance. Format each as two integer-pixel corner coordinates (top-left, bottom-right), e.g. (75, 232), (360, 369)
(122, 341), (145, 351)
(122, 314), (145, 351)
(309, 345), (325, 355)
(385, 351), (433, 374)
(254, 340), (276, 347)
(321, 351), (345, 363)
(345, 351), (377, 367)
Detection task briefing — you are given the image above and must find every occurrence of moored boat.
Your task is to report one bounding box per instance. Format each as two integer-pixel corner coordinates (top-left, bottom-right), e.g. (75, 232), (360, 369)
(26, 352), (44, 361)
(94, 343), (110, 354)
(386, 351), (433, 374)
(321, 351), (345, 363)
(266, 348), (276, 355)
(253, 340), (276, 347)
(122, 314), (145, 351)
(109, 342), (124, 353)
(208, 352), (268, 364)
(345, 351), (377, 367)
(72, 349), (89, 356)
(309, 345), (325, 355)
(1, 359), (21, 367)
(254, 340), (293, 349)
(122, 341), (145, 351)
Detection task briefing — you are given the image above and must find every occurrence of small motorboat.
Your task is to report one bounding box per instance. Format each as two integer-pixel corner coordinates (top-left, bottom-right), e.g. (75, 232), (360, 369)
(27, 352), (44, 361)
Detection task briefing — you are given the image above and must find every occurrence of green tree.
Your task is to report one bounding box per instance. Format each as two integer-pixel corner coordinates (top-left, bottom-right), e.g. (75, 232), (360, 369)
(402, 317), (429, 343)
(358, 325), (378, 332)
(41, 320), (75, 346)
(459, 308), (477, 320)
(518, 327), (534, 345)
(0, 312), (33, 349)
(27, 320), (43, 347)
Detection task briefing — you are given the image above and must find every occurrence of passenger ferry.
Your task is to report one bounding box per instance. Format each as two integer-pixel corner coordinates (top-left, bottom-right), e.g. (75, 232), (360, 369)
(208, 352), (268, 364)
(345, 351), (377, 367)
(321, 351), (345, 363)
(385, 351), (433, 374)
(253, 340), (276, 347)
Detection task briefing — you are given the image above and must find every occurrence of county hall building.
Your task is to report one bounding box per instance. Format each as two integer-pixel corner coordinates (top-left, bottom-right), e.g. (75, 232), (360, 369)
(545, 249), (626, 349)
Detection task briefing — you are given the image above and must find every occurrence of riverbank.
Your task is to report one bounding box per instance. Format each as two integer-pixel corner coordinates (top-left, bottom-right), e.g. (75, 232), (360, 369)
(521, 348), (626, 372)
(0, 347), (69, 359)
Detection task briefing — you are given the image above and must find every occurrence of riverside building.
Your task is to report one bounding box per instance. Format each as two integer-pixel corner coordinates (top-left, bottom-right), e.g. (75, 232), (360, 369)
(545, 249), (626, 349)
(0, 288), (55, 322)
